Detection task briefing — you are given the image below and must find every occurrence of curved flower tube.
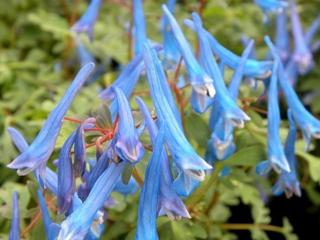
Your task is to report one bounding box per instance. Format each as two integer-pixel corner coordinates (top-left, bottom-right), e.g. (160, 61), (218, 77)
(133, 0), (147, 55)
(37, 190), (60, 240)
(162, 4), (215, 97)
(273, 110), (301, 197)
(7, 63), (95, 175)
(305, 16), (320, 47)
(105, 87), (145, 163)
(58, 162), (125, 240)
(136, 97), (190, 217)
(267, 59), (290, 172)
(9, 192), (20, 240)
(58, 132), (76, 214)
(275, 10), (290, 63)
(143, 41), (212, 180)
(136, 124), (165, 240)
(290, 1), (313, 74)
(7, 127), (58, 195)
(265, 36), (320, 149)
(192, 12), (250, 127)
(206, 39), (254, 162)
(184, 18), (273, 79)
(72, 0), (103, 40)
(161, 0), (180, 64)
(74, 118), (96, 177)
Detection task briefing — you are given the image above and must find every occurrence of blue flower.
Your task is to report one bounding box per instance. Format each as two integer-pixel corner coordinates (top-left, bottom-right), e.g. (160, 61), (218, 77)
(265, 36), (320, 149)
(7, 63), (95, 175)
(136, 97), (190, 217)
(136, 124), (165, 240)
(255, 0), (288, 21)
(192, 12), (250, 127)
(72, 0), (103, 40)
(57, 132), (77, 214)
(133, 0), (147, 55)
(7, 127), (58, 195)
(105, 87), (145, 163)
(305, 16), (320, 47)
(37, 190), (60, 240)
(161, 0), (180, 63)
(74, 118), (96, 177)
(143, 41), (212, 180)
(184, 19), (273, 79)
(290, 1), (313, 74)
(162, 5), (215, 98)
(267, 59), (290, 172)
(206, 39), (254, 162)
(9, 192), (20, 240)
(75, 38), (95, 67)
(272, 110), (301, 197)
(58, 162), (125, 239)
(275, 10), (290, 63)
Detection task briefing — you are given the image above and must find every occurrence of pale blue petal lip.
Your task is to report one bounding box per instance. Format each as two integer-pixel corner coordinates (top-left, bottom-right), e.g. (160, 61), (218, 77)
(184, 19), (272, 79)
(9, 192), (20, 240)
(133, 0), (147, 55)
(58, 162), (125, 239)
(7, 127), (58, 195)
(191, 12), (250, 127)
(265, 36), (320, 149)
(136, 125), (165, 240)
(7, 63), (95, 175)
(142, 41), (212, 174)
(72, 0), (103, 40)
(162, 4), (215, 97)
(136, 97), (190, 218)
(254, 0), (288, 14)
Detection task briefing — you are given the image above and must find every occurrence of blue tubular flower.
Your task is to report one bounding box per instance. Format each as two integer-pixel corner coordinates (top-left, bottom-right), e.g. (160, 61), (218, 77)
(267, 59), (290, 172)
(265, 36), (320, 149)
(9, 192), (20, 240)
(37, 190), (60, 240)
(273, 110), (301, 197)
(72, 0), (103, 40)
(192, 12), (250, 127)
(74, 118), (96, 177)
(143, 42), (212, 180)
(184, 19), (272, 79)
(7, 63), (95, 175)
(58, 133), (76, 214)
(161, 0), (180, 63)
(162, 5), (215, 98)
(136, 125), (165, 240)
(7, 127), (58, 195)
(290, 1), (313, 74)
(76, 39), (95, 67)
(58, 162), (125, 240)
(305, 16), (320, 47)
(106, 87), (144, 163)
(136, 97), (190, 217)
(241, 35), (256, 59)
(275, 10), (290, 63)
(255, 0), (288, 16)
(133, 0), (147, 55)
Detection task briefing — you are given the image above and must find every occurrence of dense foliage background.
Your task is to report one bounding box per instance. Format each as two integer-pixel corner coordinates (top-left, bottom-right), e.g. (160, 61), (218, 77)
(0, 0), (320, 239)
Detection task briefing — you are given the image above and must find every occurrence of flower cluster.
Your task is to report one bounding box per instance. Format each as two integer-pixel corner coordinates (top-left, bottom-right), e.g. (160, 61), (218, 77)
(7, 0), (320, 239)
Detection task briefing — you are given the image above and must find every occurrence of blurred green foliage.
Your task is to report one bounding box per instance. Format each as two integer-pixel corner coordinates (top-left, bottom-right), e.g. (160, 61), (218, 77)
(0, 0), (319, 239)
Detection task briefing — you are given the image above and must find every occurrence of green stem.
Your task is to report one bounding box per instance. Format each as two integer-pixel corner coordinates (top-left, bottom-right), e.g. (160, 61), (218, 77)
(218, 223), (285, 234)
